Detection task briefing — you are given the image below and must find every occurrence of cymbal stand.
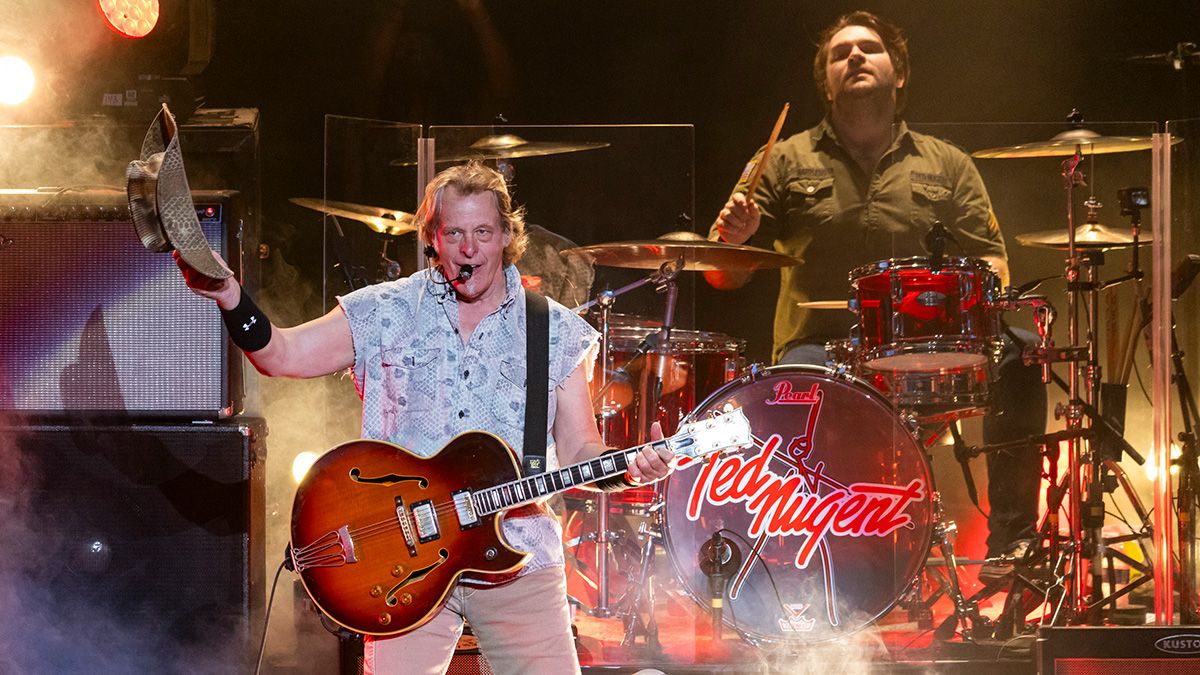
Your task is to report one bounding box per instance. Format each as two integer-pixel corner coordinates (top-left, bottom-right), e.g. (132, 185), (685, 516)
(624, 257), (681, 650)
(572, 260), (681, 619)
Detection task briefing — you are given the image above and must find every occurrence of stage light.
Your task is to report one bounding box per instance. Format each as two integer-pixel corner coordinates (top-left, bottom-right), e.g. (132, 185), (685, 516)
(0, 56), (35, 106)
(292, 451), (320, 484)
(97, 0), (160, 39)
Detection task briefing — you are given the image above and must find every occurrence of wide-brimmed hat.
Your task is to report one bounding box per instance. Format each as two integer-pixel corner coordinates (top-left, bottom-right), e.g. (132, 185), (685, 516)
(126, 103), (232, 279)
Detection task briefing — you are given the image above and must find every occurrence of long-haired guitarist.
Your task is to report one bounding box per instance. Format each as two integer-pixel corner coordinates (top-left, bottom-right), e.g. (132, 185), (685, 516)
(176, 162), (675, 674)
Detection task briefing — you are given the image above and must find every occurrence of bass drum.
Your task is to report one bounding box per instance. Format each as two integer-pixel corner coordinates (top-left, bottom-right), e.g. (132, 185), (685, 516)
(662, 366), (935, 645)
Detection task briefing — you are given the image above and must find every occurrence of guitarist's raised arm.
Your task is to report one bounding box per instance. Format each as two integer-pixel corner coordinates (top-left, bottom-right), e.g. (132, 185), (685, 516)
(551, 360), (674, 488)
(175, 250), (355, 379)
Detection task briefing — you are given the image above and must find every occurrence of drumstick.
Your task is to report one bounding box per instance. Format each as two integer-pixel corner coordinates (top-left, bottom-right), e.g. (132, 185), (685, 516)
(743, 103), (790, 198)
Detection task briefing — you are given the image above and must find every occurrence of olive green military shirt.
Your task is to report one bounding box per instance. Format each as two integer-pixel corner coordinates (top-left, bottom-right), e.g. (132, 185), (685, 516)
(711, 119), (1007, 362)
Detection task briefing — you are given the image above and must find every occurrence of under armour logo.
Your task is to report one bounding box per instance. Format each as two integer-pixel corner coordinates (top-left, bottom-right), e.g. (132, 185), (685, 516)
(242, 316), (257, 332)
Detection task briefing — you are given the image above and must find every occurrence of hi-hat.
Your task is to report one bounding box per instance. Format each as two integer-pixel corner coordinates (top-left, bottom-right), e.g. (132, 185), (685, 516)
(290, 198), (416, 236)
(392, 134), (609, 165)
(564, 237), (801, 271)
(1016, 222), (1153, 250)
(972, 128), (1173, 159)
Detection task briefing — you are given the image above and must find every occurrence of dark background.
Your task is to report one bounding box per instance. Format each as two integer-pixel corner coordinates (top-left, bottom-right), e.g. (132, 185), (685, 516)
(192, 0), (1200, 361)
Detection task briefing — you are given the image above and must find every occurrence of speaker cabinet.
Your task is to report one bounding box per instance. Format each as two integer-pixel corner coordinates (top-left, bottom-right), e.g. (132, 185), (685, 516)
(1039, 626), (1200, 674)
(0, 189), (245, 418)
(2, 420), (265, 670)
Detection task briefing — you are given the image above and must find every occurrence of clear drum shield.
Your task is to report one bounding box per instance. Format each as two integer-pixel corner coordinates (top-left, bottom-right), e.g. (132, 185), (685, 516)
(1166, 117), (1200, 622)
(426, 124), (696, 323)
(320, 115), (421, 309)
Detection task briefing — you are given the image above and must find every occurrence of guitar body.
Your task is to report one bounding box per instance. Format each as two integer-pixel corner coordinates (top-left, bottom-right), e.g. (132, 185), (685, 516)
(290, 432), (528, 636)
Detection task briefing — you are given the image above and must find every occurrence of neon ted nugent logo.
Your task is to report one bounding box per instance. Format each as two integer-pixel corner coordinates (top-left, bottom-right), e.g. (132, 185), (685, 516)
(685, 434), (926, 569)
(686, 379), (925, 569)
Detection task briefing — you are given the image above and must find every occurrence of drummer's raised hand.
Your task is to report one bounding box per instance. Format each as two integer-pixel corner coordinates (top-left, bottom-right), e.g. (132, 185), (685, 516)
(174, 250), (241, 310)
(713, 192), (761, 246)
(627, 421), (675, 484)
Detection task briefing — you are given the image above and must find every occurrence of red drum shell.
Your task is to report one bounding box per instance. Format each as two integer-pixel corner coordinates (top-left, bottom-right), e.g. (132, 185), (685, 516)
(662, 365), (934, 644)
(850, 256), (1002, 372)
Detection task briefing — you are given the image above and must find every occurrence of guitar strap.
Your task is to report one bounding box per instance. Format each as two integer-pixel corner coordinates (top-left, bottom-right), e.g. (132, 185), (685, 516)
(521, 289), (550, 476)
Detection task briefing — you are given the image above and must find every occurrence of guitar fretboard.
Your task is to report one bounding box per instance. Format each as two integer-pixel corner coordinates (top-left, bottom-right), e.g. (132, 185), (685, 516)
(472, 447), (646, 515)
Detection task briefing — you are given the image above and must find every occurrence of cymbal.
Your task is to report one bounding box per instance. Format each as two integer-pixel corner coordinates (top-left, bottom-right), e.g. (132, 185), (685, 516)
(563, 239), (801, 271)
(972, 128), (1173, 159)
(290, 198), (416, 236)
(392, 134), (609, 165)
(1016, 222), (1154, 250)
(795, 300), (849, 310)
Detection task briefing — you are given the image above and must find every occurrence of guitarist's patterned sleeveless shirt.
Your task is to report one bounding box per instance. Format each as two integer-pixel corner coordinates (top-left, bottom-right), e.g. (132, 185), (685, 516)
(339, 264), (599, 580)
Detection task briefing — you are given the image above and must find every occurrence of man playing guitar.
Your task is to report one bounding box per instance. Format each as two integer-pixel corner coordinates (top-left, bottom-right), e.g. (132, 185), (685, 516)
(177, 162), (675, 674)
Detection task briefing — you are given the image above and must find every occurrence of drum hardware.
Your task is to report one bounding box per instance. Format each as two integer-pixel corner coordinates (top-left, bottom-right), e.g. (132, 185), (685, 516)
(972, 113), (1165, 623)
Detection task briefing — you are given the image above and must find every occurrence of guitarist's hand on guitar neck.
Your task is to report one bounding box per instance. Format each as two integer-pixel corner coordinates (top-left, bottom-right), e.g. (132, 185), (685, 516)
(623, 420), (674, 485)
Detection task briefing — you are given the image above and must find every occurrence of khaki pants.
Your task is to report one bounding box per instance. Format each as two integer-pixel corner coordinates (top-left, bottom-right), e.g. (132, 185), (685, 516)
(363, 567), (579, 675)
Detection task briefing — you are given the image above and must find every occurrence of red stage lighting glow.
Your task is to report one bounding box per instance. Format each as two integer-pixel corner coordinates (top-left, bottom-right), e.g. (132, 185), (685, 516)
(96, 0), (160, 39)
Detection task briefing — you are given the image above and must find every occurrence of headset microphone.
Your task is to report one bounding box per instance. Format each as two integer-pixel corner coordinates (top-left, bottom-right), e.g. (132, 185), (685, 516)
(457, 264), (476, 280)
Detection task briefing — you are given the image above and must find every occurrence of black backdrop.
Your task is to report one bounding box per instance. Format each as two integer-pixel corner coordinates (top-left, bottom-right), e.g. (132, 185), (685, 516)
(195, 0), (1200, 362)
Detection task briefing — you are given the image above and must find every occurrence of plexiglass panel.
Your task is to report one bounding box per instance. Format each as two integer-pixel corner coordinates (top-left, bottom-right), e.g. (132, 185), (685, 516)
(321, 115), (422, 309)
(1167, 117), (1200, 622)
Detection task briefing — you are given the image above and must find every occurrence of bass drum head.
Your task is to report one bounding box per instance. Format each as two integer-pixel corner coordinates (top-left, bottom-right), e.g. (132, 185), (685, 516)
(662, 365), (934, 645)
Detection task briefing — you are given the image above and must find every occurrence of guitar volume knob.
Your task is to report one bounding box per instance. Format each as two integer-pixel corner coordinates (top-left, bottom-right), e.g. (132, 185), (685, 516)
(378, 613), (392, 626)
(392, 565), (405, 577)
(401, 593), (413, 606)
(370, 585), (383, 598)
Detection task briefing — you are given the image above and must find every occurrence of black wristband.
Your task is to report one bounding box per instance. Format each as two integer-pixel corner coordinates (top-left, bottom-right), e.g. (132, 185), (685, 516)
(220, 289), (273, 352)
(591, 448), (638, 493)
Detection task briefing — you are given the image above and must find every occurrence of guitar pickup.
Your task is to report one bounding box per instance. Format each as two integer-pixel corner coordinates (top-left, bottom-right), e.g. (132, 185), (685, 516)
(452, 490), (480, 530)
(412, 499), (440, 543)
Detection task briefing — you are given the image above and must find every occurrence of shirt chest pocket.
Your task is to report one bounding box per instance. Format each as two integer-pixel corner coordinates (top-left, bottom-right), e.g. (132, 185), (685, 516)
(910, 177), (955, 234)
(498, 358), (553, 442)
(381, 347), (441, 412)
(784, 176), (835, 227)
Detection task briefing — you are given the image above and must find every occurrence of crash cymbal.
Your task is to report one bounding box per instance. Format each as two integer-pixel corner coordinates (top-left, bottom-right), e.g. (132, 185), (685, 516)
(972, 128), (1174, 159)
(1016, 222), (1154, 250)
(289, 198), (416, 236)
(392, 134), (609, 165)
(564, 238), (801, 271)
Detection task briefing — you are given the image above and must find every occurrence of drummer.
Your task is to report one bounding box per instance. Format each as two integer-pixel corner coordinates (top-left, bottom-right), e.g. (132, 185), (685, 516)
(706, 10), (1045, 578)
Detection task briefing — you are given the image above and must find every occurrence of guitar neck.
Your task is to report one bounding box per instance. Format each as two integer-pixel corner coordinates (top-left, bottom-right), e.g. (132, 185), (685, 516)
(471, 440), (659, 516)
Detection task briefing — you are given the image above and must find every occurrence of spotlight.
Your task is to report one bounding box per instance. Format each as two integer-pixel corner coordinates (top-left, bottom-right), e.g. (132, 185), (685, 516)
(97, 0), (161, 39)
(292, 451), (320, 484)
(0, 56), (35, 106)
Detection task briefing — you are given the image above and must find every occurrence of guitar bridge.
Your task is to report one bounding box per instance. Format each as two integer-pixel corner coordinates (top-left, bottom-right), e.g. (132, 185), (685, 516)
(394, 496), (418, 557)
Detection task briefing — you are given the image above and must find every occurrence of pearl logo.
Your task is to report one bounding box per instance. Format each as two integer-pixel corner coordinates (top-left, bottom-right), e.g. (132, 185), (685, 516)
(1155, 634), (1200, 655)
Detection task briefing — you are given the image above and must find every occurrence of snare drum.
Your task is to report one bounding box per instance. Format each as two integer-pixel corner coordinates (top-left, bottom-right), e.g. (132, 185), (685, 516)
(849, 256), (1003, 372)
(663, 366), (935, 644)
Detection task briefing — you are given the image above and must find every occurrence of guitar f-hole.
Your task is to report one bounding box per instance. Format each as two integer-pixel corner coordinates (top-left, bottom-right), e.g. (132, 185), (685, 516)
(385, 549), (449, 606)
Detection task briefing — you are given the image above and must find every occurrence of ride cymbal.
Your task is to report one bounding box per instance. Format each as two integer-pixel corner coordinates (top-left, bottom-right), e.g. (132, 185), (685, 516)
(972, 128), (1177, 159)
(289, 198), (416, 236)
(563, 239), (801, 271)
(1016, 222), (1153, 250)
